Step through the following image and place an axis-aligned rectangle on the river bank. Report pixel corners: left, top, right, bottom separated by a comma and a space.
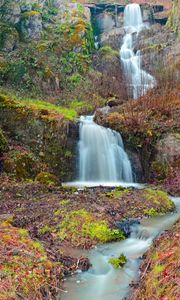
0, 175, 177, 299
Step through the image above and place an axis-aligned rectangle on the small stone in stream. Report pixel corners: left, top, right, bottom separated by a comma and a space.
57, 255, 91, 275
115, 219, 140, 237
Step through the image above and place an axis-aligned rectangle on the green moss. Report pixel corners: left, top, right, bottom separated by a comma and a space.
69, 99, 93, 113
38, 225, 54, 235
0, 93, 77, 121
21, 11, 40, 20
19, 228, 29, 238
109, 254, 127, 269
153, 265, 165, 274
144, 207, 159, 217
59, 199, 70, 206
105, 187, 129, 199
99, 46, 119, 58
144, 189, 174, 210
57, 209, 125, 244
35, 172, 59, 186
19, 99, 77, 121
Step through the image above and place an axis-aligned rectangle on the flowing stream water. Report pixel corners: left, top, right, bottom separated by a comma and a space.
120, 3, 156, 99
61, 197, 180, 300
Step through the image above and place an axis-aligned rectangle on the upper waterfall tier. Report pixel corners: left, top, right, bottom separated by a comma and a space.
120, 3, 156, 99
78, 116, 133, 183
124, 3, 143, 32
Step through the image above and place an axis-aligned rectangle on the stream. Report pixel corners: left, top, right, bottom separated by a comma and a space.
61, 197, 180, 300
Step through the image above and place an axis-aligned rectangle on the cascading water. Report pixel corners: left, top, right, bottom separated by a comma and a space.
120, 3, 156, 99
78, 116, 133, 183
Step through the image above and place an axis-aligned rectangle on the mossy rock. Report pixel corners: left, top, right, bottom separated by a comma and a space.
56, 209, 125, 246
143, 188, 174, 216
4, 150, 40, 180
99, 46, 119, 59
20, 11, 42, 41
109, 254, 127, 269
35, 172, 59, 186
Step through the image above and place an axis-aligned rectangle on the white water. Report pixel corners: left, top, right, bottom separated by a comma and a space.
78, 116, 133, 183
120, 3, 156, 99
61, 197, 180, 300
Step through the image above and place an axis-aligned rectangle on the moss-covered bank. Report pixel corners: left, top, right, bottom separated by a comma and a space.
0, 94, 78, 181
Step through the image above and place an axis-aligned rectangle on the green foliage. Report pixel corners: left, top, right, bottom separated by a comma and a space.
77, 3, 85, 15
109, 254, 127, 269
0, 1, 95, 97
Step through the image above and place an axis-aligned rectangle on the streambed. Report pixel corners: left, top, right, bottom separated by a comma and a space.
61, 197, 180, 300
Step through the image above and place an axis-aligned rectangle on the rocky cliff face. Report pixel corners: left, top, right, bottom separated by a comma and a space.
0, 0, 95, 100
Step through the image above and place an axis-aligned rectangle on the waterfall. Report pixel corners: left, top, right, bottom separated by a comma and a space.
120, 3, 156, 99
78, 116, 133, 183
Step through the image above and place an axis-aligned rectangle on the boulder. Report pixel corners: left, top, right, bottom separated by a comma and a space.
115, 219, 140, 237
20, 11, 42, 41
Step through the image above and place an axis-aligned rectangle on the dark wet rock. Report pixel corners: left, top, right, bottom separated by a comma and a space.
107, 98, 120, 108
115, 219, 140, 237
126, 150, 144, 183
58, 255, 91, 275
